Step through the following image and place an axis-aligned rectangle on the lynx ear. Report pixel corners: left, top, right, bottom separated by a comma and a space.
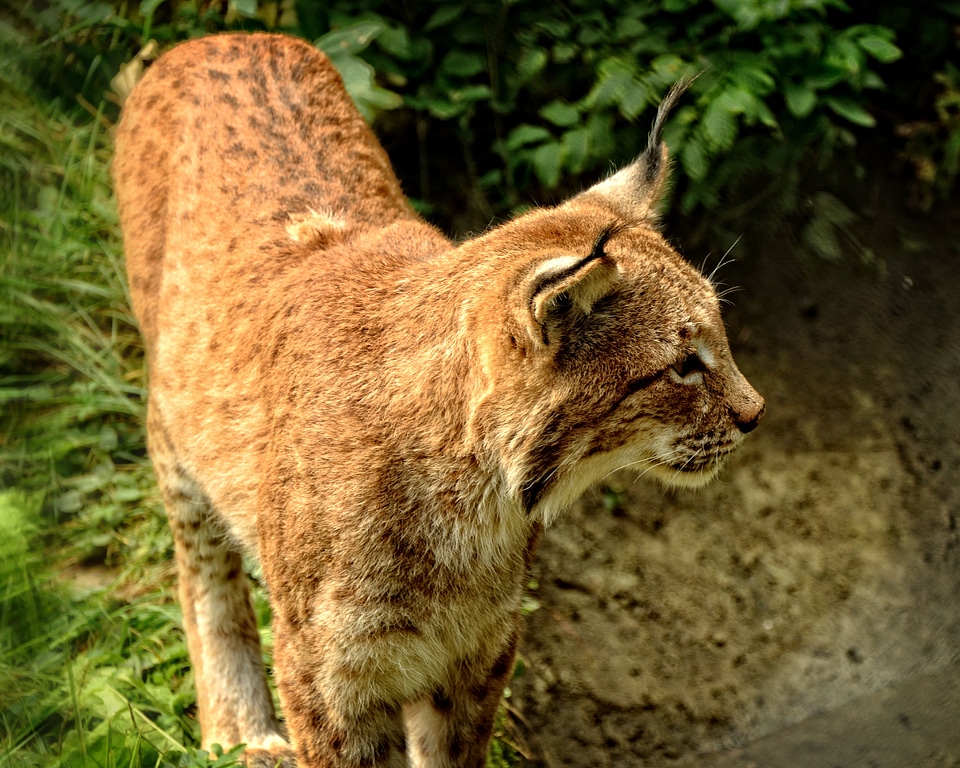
520, 246, 619, 349
581, 78, 693, 223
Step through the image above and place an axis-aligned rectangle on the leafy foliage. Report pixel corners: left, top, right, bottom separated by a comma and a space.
869, 1, 960, 210
7, 0, 925, 231
306, 0, 910, 237
1, 29, 186, 765
0, 489, 249, 767
0, 30, 160, 570
13, 0, 960, 236
904, 61, 960, 208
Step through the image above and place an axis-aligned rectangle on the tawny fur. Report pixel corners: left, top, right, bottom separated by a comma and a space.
112, 32, 763, 768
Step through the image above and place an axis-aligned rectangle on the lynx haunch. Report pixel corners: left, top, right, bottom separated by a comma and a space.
112, 32, 763, 768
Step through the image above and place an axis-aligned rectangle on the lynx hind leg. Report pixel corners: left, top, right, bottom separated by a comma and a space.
148, 413, 292, 765
405, 635, 520, 768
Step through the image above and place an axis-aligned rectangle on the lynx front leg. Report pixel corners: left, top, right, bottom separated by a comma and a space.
150, 419, 291, 765
271, 622, 408, 768
404, 633, 520, 768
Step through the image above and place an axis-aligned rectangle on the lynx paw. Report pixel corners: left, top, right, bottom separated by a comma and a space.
238, 733, 295, 768
240, 746, 296, 768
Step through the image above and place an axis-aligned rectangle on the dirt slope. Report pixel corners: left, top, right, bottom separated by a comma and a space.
508, 196, 960, 766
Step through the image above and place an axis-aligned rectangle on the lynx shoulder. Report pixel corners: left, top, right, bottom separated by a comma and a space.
112, 32, 763, 768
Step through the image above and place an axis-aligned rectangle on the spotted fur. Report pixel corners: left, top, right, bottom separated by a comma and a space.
112, 32, 763, 768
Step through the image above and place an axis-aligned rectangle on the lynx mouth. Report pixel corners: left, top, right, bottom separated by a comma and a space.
663, 436, 742, 480
649, 453, 728, 489
672, 455, 722, 472
661, 463, 722, 489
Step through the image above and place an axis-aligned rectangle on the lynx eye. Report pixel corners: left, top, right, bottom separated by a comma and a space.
671, 352, 707, 382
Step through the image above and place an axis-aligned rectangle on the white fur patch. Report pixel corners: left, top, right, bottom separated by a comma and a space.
286, 208, 347, 245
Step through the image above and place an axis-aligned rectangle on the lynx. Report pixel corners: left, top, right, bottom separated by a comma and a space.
112, 32, 763, 768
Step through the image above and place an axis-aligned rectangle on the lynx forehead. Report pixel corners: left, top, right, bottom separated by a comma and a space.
112, 32, 762, 768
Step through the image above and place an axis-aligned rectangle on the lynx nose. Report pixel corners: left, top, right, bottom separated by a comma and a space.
735, 401, 764, 434
731, 387, 766, 434
726, 366, 765, 435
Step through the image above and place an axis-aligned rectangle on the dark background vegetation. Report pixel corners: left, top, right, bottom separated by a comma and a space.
12, 0, 960, 236
1, 0, 958, 765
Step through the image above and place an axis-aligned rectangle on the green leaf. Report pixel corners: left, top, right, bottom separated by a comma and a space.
0, 490, 43, 552
784, 82, 817, 118
619, 82, 650, 120
423, 98, 468, 120
713, 0, 761, 29
451, 19, 487, 45
440, 50, 486, 79
716, 87, 759, 118
113, 486, 145, 502
586, 111, 616, 159
531, 141, 563, 188
727, 63, 776, 95
449, 84, 491, 103
138, 0, 164, 17
802, 216, 843, 261
650, 53, 688, 85
614, 16, 647, 42
424, 5, 462, 32
857, 35, 902, 63
552, 42, 578, 64
585, 58, 637, 110
97, 425, 118, 451
479, 169, 503, 189
810, 192, 857, 226
315, 22, 403, 120
825, 96, 876, 127
535, 19, 571, 39
829, 36, 865, 78
862, 71, 885, 90
561, 127, 591, 173
316, 22, 384, 58
322, 54, 401, 121
228, 0, 257, 18
755, 101, 779, 130
578, 26, 606, 46
701, 97, 738, 151
806, 64, 846, 90
539, 101, 581, 128
680, 134, 709, 180
375, 25, 413, 60
516, 48, 548, 84
506, 124, 552, 151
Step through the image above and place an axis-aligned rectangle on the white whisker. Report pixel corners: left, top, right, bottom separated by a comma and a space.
715, 284, 743, 306
704, 236, 742, 286
601, 446, 687, 482
678, 445, 706, 473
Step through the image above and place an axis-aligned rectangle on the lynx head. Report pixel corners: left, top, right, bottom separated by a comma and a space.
458, 81, 764, 521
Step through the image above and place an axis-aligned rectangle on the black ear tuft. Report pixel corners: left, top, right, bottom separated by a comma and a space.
573, 75, 699, 223
637, 76, 699, 189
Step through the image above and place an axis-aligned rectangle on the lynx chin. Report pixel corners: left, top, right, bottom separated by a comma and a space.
112, 32, 763, 768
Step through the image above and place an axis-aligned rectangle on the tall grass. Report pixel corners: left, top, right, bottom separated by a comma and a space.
0, 21, 246, 767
